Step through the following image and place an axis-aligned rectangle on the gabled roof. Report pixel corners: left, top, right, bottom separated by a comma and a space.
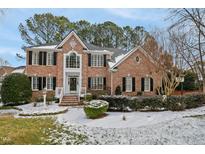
56, 30, 87, 49
109, 46, 157, 69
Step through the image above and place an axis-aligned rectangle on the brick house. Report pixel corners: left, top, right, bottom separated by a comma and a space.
25, 31, 162, 105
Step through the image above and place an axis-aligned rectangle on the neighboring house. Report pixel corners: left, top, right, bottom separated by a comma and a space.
25, 31, 162, 105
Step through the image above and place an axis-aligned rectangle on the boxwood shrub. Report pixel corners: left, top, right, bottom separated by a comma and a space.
99, 94, 205, 112
84, 100, 109, 119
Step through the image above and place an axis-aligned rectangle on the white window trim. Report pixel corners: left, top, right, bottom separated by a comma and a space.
91, 77, 104, 90
125, 76, 132, 92
144, 77, 150, 92
66, 53, 80, 68
91, 54, 104, 67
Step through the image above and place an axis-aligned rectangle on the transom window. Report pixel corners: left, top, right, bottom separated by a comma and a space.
32, 52, 39, 65
126, 76, 132, 92
47, 77, 53, 90
91, 77, 103, 90
144, 77, 150, 91
32, 76, 38, 90
66, 53, 80, 68
91, 54, 103, 67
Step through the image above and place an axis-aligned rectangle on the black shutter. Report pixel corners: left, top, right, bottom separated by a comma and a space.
53, 77, 56, 90
43, 52, 47, 65
39, 52, 43, 65
38, 77, 42, 90
88, 77, 91, 89
104, 54, 106, 67
150, 78, 153, 91
122, 77, 126, 92
141, 78, 144, 91
103, 77, 106, 90
28, 77, 32, 88
132, 77, 135, 92
88, 54, 91, 66
28, 51, 32, 65
53, 52, 57, 65
43, 77, 46, 89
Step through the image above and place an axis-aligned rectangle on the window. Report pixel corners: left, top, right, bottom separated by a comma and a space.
91, 54, 103, 67
47, 52, 53, 65
32, 52, 39, 65
32, 76, 38, 90
91, 77, 103, 90
66, 53, 80, 68
47, 77, 53, 90
144, 77, 150, 91
126, 77, 132, 92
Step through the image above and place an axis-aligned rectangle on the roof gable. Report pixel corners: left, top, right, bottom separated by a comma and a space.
110, 46, 157, 69
55, 31, 87, 49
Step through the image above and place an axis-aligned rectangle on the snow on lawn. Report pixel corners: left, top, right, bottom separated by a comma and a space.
18, 103, 68, 116
56, 106, 205, 144
57, 106, 205, 128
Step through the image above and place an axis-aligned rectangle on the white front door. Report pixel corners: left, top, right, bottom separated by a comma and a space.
68, 76, 78, 94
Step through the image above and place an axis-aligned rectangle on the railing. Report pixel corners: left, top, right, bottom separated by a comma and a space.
81, 87, 87, 98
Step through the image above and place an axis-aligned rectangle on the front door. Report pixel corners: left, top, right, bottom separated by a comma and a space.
68, 77, 78, 94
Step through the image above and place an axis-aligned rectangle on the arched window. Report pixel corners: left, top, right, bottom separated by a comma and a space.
66, 53, 80, 68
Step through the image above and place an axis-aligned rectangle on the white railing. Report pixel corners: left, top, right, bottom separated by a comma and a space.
81, 87, 87, 98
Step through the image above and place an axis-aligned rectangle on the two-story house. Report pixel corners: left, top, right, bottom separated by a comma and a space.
25, 31, 162, 105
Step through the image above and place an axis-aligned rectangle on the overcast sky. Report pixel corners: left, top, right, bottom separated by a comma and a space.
0, 8, 169, 67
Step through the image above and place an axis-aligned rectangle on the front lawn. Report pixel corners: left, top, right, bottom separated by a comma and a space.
0, 116, 87, 145
0, 106, 22, 111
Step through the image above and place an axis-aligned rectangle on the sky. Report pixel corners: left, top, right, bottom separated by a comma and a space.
0, 8, 169, 67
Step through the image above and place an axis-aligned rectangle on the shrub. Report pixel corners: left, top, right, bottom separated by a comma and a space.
1, 73, 32, 106
88, 90, 108, 99
115, 86, 122, 95
137, 96, 166, 111
99, 95, 136, 111
84, 100, 109, 119
84, 94, 93, 101
166, 96, 186, 111
184, 94, 205, 109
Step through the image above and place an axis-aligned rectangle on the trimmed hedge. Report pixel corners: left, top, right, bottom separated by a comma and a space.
1, 73, 32, 106
99, 94, 205, 112
84, 100, 109, 119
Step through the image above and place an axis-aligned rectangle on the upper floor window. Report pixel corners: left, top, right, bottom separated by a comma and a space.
91, 54, 104, 67
32, 52, 39, 65
66, 53, 80, 68
47, 52, 53, 65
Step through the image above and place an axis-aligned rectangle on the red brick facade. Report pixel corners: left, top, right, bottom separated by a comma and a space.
25, 31, 162, 100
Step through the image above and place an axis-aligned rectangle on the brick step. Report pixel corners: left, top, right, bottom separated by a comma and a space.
59, 102, 81, 106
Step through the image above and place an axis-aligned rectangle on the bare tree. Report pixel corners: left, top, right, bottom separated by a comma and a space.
143, 29, 184, 96
168, 8, 205, 93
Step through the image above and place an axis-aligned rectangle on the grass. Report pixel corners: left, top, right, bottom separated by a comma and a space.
0, 106, 22, 111
183, 114, 205, 119
0, 116, 87, 145
0, 116, 59, 145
